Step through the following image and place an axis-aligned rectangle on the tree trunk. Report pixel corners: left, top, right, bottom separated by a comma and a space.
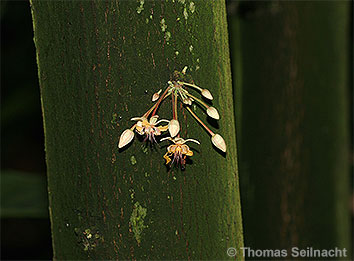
229, 0, 351, 256
30, 0, 243, 259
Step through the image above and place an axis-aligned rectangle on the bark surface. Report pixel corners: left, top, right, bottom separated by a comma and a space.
31, 0, 243, 259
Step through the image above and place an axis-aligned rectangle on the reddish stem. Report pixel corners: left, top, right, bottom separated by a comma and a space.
151, 86, 171, 116
172, 92, 175, 120
186, 107, 215, 136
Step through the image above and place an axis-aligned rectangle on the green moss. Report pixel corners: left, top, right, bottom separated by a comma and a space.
183, 7, 188, 20
130, 202, 147, 244
129, 188, 135, 200
189, 45, 193, 53
75, 227, 103, 252
165, 31, 172, 41
136, 0, 145, 14
160, 18, 167, 32
141, 146, 148, 154
189, 2, 195, 13
111, 113, 118, 126
130, 155, 137, 165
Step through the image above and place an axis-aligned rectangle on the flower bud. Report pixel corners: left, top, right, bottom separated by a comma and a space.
206, 106, 220, 120
118, 129, 134, 148
152, 89, 162, 102
182, 98, 192, 105
201, 89, 213, 100
168, 119, 180, 137
211, 134, 226, 152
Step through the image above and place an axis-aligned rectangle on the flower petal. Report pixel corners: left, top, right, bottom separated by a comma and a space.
155, 119, 170, 125
131, 117, 144, 121
149, 115, 159, 125
184, 138, 200, 145
158, 125, 169, 132
160, 137, 172, 142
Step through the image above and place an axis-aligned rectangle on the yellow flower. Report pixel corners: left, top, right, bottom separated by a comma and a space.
161, 137, 200, 169
131, 115, 169, 143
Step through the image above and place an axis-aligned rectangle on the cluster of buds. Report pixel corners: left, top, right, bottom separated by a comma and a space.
118, 70, 226, 169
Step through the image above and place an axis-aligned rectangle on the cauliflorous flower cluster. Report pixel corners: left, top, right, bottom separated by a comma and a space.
118, 68, 226, 169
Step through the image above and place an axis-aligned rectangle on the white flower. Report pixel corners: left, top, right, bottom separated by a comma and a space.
161, 136, 200, 168
131, 115, 169, 143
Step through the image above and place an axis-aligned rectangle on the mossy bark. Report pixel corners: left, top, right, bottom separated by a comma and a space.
229, 0, 351, 257
31, 0, 243, 259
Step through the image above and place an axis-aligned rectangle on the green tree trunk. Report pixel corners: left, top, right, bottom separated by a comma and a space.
31, 0, 243, 259
229, 0, 351, 257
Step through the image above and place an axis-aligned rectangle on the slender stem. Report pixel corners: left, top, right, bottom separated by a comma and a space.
135, 89, 171, 129
142, 87, 171, 118
151, 86, 171, 116
177, 98, 181, 138
186, 107, 214, 136
186, 93, 210, 109
172, 91, 180, 138
178, 81, 203, 92
143, 103, 159, 118
171, 92, 176, 120
178, 89, 186, 101
174, 92, 178, 120
171, 91, 175, 120
171, 90, 176, 120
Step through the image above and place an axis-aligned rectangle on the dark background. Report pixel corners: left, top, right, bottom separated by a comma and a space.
1, 0, 352, 260
1, 1, 52, 259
